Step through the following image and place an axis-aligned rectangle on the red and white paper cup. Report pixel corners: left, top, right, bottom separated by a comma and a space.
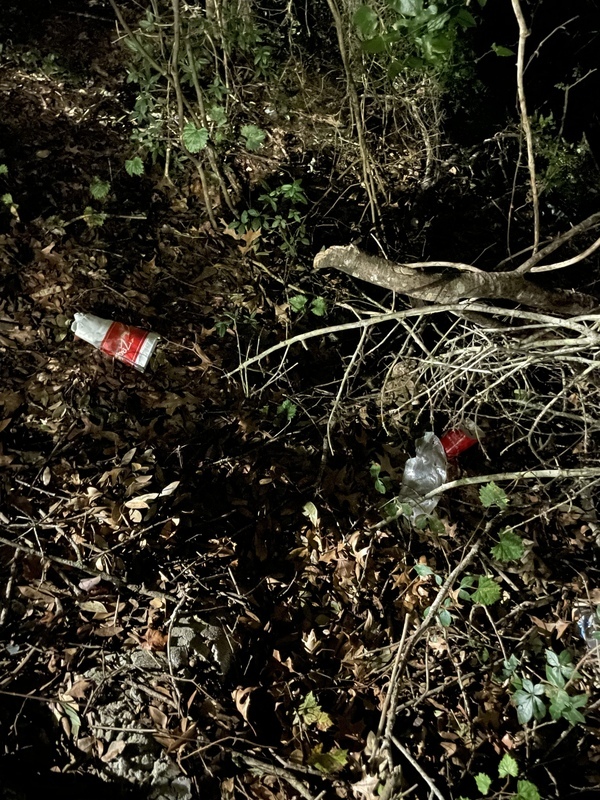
440, 428, 479, 458
71, 313, 159, 372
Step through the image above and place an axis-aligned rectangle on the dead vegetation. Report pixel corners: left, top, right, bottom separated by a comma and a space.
1, 1, 600, 799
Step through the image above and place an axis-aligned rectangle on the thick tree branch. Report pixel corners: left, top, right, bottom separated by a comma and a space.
314, 245, 596, 315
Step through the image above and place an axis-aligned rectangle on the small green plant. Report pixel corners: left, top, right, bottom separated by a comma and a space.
459, 574, 501, 606
458, 754, 540, 800
82, 207, 107, 228
231, 179, 309, 256
89, 177, 110, 200
479, 481, 509, 511
352, 0, 477, 73
307, 744, 348, 774
294, 691, 332, 730
510, 649, 587, 725
277, 399, 297, 422
241, 124, 266, 152
289, 294, 327, 317
182, 123, 209, 153
491, 528, 524, 562
370, 462, 391, 494
125, 157, 145, 176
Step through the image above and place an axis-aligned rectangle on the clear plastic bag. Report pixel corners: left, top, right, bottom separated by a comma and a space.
399, 432, 448, 522
577, 607, 600, 650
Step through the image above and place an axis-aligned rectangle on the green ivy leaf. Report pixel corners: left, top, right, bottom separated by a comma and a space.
414, 563, 434, 578
310, 297, 327, 317
471, 575, 501, 606
82, 206, 106, 228
125, 157, 144, 176
182, 123, 209, 152
516, 780, 540, 800
479, 481, 509, 510
297, 691, 332, 731
277, 399, 297, 422
491, 528, 524, 562
427, 515, 446, 535
308, 744, 348, 773
475, 773, 492, 795
1, 193, 13, 205
455, 8, 476, 28
362, 35, 387, 54
390, 0, 422, 16
0, 164, 8, 176
560, 693, 587, 725
89, 177, 110, 200
353, 5, 379, 38
492, 43, 515, 57
498, 753, 519, 778
512, 679, 546, 724
289, 294, 308, 313
438, 608, 453, 628
241, 124, 266, 152
208, 105, 227, 127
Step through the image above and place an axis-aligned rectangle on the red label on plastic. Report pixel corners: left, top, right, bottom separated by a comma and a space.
100, 322, 147, 366
440, 429, 478, 458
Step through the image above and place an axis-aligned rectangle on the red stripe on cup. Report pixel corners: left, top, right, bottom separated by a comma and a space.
100, 322, 147, 367
440, 429, 478, 458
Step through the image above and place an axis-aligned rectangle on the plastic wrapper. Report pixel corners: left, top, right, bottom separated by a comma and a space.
399, 432, 448, 522
71, 312, 159, 372
577, 608, 600, 650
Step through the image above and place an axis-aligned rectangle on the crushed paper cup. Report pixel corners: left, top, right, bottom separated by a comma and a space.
71, 312, 159, 372
440, 428, 478, 458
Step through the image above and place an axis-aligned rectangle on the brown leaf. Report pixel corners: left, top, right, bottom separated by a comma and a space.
64, 679, 93, 701
232, 686, 256, 722
149, 705, 169, 728
94, 625, 124, 638
155, 721, 197, 753
101, 740, 126, 762
141, 627, 168, 652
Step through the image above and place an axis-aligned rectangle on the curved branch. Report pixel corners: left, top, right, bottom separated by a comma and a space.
511, 0, 540, 253
314, 245, 596, 314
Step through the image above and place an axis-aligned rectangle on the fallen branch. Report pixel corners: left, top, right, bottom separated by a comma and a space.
227, 301, 599, 378
373, 466, 600, 530
0, 533, 178, 602
233, 753, 318, 800
314, 245, 596, 315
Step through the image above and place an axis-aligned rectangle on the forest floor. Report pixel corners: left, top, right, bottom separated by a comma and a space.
1, 2, 600, 800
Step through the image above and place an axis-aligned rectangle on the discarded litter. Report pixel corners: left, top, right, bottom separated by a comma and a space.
440, 428, 478, 458
71, 312, 159, 372
398, 428, 479, 522
577, 606, 600, 650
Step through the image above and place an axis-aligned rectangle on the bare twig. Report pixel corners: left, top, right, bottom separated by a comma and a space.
529, 233, 600, 273
374, 467, 600, 530
226, 301, 599, 379
511, 0, 540, 253
234, 753, 318, 800
325, 0, 379, 224
387, 540, 482, 736
390, 736, 447, 800
516, 211, 600, 273
326, 327, 367, 455
108, 0, 166, 75
0, 533, 177, 602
